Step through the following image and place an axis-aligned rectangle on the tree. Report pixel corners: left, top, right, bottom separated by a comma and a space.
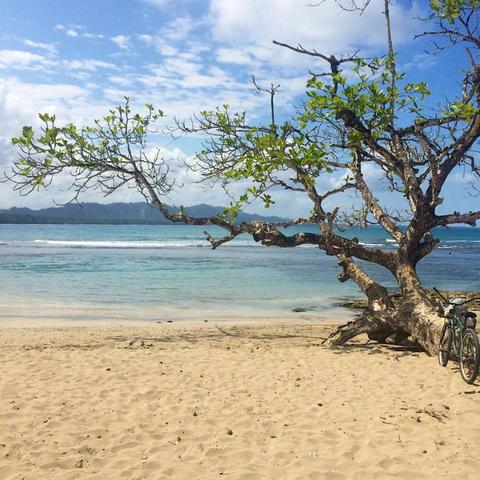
5, 0, 480, 355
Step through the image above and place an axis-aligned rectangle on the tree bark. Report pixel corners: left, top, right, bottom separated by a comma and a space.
325, 256, 445, 356
394, 260, 444, 354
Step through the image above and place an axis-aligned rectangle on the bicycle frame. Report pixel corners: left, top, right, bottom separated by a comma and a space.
446, 313, 468, 357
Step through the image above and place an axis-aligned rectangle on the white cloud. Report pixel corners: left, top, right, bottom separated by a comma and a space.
138, 33, 179, 56
54, 24, 104, 40
0, 49, 117, 78
0, 50, 53, 70
111, 35, 130, 50
21, 39, 57, 55
403, 52, 438, 71
82, 32, 106, 40
159, 44, 178, 57
108, 75, 133, 86
64, 59, 117, 72
216, 47, 255, 66
137, 15, 202, 58
0, 77, 116, 208
209, 0, 421, 67
160, 16, 194, 41
138, 34, 154, 44
0, 77, 97, 137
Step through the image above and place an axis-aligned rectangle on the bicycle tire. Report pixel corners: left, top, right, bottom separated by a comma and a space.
438, 323, 452, 367
460, 328, 480, 384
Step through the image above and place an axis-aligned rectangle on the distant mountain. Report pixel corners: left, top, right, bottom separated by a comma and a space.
0, 202, 287, 225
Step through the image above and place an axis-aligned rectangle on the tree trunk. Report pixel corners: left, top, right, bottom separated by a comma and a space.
325, 257, 445, 355
394, 260, 444, 354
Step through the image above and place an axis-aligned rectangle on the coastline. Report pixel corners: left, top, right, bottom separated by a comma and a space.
0, 300, 356, 327
2, 321, 480, 479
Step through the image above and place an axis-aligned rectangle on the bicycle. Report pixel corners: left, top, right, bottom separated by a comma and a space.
435, 288, 480, 384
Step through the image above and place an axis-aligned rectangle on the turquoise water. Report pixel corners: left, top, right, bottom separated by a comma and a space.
0, 224, 479, 321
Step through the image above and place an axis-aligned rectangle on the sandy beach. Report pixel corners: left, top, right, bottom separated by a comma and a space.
1, 320, 480, 480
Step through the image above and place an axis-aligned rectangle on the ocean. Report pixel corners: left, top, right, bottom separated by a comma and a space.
0, 224, 479, 323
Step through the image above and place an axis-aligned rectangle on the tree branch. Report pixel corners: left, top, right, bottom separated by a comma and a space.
350, 156, 404, 242
434, 210, 480, 227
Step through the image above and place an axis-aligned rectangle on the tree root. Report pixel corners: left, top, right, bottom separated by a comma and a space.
323, 309, 409, 348
323, 315, 373, 347
324, 299, 444, 355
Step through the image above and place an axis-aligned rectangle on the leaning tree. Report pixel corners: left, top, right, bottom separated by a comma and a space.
6, 0, 480, 354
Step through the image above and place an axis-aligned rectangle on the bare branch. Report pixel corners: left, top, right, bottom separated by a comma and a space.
350, 156, 404, 241
434, 210, 480, 227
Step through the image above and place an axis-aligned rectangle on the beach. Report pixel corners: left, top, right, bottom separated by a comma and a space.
2, 0, 480, 476
2, 319, 480, 480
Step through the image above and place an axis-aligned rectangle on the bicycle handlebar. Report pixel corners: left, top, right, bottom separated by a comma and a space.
461, 296, 480, 306
433, 287, 449, 304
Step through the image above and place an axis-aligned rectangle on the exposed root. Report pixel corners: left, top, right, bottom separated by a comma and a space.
324, 298, 444, 354
324, 316, 410, 347
323, 319, 368, 347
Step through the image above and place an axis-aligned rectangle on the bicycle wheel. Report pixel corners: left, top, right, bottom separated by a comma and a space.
438, 323, 452, 367
460, 328, 480, 384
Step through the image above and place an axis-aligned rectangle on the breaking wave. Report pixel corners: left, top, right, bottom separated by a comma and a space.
30, 239, 257, 249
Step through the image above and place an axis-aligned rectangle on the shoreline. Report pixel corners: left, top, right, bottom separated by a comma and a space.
0, 300, 356, 327
1, 287, 478, 331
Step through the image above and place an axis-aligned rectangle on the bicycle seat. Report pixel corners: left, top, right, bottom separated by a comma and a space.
464, 311, 477, 329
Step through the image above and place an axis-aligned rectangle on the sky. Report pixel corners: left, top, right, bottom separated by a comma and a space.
0, 0, 478, 218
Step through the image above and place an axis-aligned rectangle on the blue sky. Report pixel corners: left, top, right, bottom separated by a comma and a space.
0, 0, 478, 218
